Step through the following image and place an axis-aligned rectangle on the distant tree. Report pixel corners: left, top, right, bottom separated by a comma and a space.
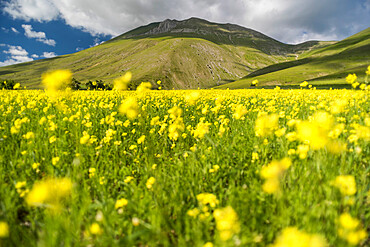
0, 79, 19, 90
85, 80, 112, 90
71, 78, 81, 90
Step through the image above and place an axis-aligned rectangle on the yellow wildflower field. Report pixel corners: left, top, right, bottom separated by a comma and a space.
0, 85, 369, 246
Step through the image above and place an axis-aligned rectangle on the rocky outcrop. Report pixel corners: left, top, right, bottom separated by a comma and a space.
146, 19, 178, 35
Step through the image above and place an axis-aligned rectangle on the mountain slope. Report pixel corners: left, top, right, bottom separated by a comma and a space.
0, 18, 330, 89
217, 27, 370, 89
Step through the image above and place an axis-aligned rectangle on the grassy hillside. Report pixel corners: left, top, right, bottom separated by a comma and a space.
0, 18, 330, 89
217, 28, 370, 89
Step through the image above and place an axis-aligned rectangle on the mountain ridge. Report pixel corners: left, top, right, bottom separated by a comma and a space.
111, 17, 329, 56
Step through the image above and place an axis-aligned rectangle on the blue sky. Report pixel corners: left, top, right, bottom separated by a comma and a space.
0, 9, 111, 66
1, 0, 369, 67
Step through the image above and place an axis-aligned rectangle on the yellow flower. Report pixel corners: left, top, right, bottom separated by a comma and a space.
209, 165, 220, 173
203, 242, 213, 247
252, 79, 258, 86
39, 117, 47, 125
332, 175, 356, 196
300, 81, 308, 87
146, 177, 156, 190
42, 70, 72, 98
119, 97, 139, 120
50, 157, 59, 166
233, 104, 248, 120
168, 106, 182, 119
297, 145, 309, 159
262, 178, 280, 194
255, 114, 279, 137
296, 111, 333, 150
32, 162, 40, 170
80, 132, 90, 144
338, 213, 367, 245
275, 128, 286, 137
13, 83, 21, 89
15, 181, 29, 197
137, 135, 145, 144
136, 82, 152, 95
115, 198, 128, 209
23, 132, 35, 139
330, 99, 348, 114
366, 65, 370, 75
185, 91, 200, 105
129, 145, 137, 150
49, 136, 57, 143
150, 116, 160, 126
26, 178, 72, 208
113, 72, 131, 91
251, 152, 259, 162
260, 158, 291, 194
346, 73, 357, 84
192, 121, 211, 139
196, 193, 219, 208
89, 223, 102, 235
0, 221, 9, 238
213, 206, 240, 241
168, 119, 185, 141
339, 213, 359, 230
124, 176, 134, 183
260, 158, 291, 179
187, 208, 200, 218
352, 81, 359, 89
89, 168, 96, 178
271, 227, 327, 247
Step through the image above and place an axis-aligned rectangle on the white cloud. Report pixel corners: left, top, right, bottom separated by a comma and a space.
42, 51, 57, 58
31, 54, 39, 58
22, 24, 56, 46
0, 45, 33, 67
4, 0, 370, 44
22, 24, 45, 38
4, 0, 59, 22
40, 38, 56, 46
11, 27, 19, 33
4, 45, 28, 56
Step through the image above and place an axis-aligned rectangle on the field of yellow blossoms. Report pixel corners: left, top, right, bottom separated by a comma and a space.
0, 69, 369, 247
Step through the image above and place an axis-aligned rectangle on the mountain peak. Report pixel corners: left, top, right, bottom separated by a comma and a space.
118, 17, 263, 41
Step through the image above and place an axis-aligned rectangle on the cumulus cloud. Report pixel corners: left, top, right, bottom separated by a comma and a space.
4, 0, 370, 43
42, 51, 57, 58
0, 45, 33, 66
22, 24, 56, 46
3, 0, 59, 22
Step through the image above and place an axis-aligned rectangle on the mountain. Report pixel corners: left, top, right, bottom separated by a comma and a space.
0, 17, 365, 89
